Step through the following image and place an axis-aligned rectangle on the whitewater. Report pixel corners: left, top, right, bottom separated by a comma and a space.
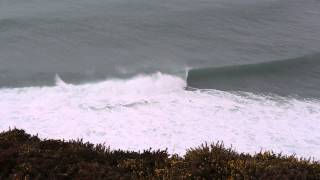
1, 73, 320, 159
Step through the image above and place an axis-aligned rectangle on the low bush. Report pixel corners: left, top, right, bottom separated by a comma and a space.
0, 129, 319, 179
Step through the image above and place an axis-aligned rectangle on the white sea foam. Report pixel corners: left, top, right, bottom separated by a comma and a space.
1, 73, 320, 159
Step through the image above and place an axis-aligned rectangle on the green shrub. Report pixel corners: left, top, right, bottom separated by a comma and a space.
0, 129, 319, 179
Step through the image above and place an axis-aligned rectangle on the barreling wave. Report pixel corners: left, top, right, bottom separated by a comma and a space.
187, 54, 320, 98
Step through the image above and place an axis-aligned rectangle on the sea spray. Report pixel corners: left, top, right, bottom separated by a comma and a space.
1, 73, 320, 159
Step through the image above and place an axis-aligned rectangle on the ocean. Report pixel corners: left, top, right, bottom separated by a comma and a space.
1, 0, 320, 158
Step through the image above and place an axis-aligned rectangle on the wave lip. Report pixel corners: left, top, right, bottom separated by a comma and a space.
187, 54, 320, 98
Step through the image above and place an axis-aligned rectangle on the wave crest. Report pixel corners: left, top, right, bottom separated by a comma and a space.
187, 54, 320, 98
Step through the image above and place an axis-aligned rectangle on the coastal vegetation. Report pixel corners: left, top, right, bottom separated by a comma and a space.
1, 129, 319, 179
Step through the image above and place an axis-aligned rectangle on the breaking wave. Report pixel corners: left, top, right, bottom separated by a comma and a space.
1, 72, 320, 159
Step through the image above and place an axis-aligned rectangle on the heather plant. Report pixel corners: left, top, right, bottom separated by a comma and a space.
0, 129, 320, 179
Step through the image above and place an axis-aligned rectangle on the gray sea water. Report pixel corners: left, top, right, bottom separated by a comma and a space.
2, 0, 320, 158
1, 0, 320, 98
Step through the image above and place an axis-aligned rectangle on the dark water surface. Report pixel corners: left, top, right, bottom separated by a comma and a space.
1, 0, 320, 97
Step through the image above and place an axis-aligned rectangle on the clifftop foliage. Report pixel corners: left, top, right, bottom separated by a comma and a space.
0, 129, 320, 179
